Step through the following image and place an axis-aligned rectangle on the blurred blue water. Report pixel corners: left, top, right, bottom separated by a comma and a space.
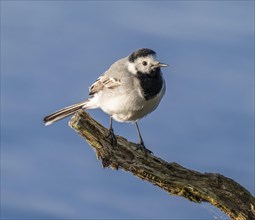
1, 1, 254, 219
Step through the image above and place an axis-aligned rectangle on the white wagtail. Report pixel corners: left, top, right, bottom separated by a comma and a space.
44, 48, 168, 153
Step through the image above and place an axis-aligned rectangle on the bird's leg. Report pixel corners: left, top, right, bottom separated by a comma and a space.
107, 116, 117, 146
135, 122, 153, 154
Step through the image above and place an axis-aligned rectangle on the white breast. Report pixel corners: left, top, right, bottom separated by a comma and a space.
106, 79, 165, 122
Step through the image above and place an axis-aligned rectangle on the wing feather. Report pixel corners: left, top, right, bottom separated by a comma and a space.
89, 75, 121, 95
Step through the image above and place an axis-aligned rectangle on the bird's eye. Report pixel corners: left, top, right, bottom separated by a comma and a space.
142, 61, 147, 66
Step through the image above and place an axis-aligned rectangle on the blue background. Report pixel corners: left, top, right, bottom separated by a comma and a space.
1, 1, 254, 219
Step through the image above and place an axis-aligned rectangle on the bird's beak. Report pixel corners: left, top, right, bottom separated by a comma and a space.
158, 62, 168, 67
154, 62, 168, 68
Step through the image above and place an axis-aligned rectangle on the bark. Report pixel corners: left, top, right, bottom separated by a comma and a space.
69, 110, 255, 220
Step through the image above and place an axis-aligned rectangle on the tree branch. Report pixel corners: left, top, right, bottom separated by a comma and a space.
69, 110, 255, 220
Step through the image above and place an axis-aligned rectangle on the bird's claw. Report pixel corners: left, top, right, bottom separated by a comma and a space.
136, 141, 153, 155
107, 128, 117, 146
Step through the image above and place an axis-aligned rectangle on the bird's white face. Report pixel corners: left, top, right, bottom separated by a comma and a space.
127, 55, 161, 75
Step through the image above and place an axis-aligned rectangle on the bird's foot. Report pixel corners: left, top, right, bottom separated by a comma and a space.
136, 141, 153, 155
107, 128, 117, 146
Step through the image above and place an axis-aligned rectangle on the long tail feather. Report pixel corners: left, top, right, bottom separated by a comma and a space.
43, 101, 87, 126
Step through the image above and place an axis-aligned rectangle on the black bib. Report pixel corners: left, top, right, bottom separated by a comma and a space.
136, 68, 163, 100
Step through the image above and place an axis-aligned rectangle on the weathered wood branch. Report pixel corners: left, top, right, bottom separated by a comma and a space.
69, 110, 255, 220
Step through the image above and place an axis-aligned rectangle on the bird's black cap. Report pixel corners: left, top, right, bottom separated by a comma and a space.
128, 48, 156, 62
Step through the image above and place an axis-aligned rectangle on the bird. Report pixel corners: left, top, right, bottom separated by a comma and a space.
44, 48, 168, 154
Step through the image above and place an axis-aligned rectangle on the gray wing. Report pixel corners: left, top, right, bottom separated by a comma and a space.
89, 74, 121, 95
89, 57, 128, 95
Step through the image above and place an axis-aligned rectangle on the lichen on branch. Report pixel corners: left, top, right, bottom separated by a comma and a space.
69, 110, 255, 220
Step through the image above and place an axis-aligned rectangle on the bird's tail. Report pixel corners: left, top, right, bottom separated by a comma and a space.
43, 101, 87, 126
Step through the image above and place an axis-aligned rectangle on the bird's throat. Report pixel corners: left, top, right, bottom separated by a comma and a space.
136, 69, 163, 100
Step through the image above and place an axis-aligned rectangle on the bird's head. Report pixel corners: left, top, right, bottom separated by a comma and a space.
128, 48, 168, 75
